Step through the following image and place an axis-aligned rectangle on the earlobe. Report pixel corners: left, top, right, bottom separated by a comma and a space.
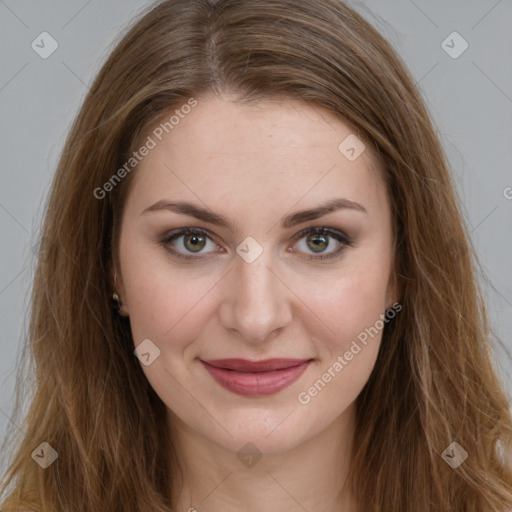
112, 292, 129, 317
110, 265, 129, 317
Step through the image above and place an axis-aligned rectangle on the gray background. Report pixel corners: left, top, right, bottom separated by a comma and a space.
1, 0, 511, 474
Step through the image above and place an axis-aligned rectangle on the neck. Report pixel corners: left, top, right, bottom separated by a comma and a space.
168, 404, 358, 512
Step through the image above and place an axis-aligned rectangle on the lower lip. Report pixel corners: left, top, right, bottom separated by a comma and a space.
200, 360, 311, 396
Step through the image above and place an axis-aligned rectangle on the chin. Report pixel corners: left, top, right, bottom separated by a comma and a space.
203, 405, 326, 456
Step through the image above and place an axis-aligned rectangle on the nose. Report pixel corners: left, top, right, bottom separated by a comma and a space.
219, 249, 292, 345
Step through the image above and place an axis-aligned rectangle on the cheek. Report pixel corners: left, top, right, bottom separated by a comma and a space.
122, 261, 205, 347
301, 264, 391, 349
119, 240, 229, 374
118, 230, 178, 343
295, 313, 385, 423
294, 267, 390, 403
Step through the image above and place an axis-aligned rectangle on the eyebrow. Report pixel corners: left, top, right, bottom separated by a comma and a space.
141, 197, 367, 231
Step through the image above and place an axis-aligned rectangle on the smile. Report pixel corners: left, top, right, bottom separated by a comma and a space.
200, 358, 313, 396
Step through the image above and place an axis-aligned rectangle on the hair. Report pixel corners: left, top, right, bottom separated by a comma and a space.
1, 0, 511, 510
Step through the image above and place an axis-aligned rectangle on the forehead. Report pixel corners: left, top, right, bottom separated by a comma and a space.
124, 94, 388, 222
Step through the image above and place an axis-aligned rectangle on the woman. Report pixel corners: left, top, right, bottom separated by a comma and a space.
1, 0, 511, 510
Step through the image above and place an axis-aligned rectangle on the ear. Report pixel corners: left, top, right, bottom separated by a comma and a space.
109, 264, 129, 317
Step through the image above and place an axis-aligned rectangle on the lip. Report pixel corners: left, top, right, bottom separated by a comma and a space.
200, 358, 312, 396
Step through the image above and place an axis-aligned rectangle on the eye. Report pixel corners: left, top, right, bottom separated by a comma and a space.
160, 227, 221, 260
160, 226, 351, 261
291, 227, 351, 260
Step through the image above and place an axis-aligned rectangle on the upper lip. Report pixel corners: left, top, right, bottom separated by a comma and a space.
201, 358, 312, 372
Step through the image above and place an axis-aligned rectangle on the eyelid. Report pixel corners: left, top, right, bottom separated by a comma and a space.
291, 225, 349, 243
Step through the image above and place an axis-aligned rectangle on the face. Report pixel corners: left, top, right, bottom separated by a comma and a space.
114, 94, 397, 455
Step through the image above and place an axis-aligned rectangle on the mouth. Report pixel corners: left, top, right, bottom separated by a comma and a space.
200, 358, 313, 396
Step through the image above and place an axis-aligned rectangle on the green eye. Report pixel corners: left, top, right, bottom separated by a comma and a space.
292, 227, 350, 260
161, 228, 217, 259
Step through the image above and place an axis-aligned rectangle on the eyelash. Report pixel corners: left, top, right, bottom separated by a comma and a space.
159, 226, 352, 261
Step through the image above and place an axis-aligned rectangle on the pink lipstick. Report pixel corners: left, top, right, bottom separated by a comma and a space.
200, 358, 312, 396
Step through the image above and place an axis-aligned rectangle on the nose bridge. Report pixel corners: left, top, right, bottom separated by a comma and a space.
221, 246, 291, 343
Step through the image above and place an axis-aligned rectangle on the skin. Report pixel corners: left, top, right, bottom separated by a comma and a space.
113, 93, 398, 512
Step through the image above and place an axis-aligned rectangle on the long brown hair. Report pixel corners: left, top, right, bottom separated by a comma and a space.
1, 0, 511, 510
